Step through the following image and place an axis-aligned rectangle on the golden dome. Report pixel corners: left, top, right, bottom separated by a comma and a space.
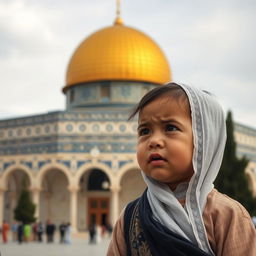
63, 21, 171, 92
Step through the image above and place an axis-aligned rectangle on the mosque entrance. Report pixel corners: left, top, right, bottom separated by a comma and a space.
88, 197, 109, 226
84, 169, 111, 227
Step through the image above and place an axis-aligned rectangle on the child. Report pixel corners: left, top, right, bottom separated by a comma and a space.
107, 83, 256, 256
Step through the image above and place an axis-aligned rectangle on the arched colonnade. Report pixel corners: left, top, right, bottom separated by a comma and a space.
0, 161, 146, 232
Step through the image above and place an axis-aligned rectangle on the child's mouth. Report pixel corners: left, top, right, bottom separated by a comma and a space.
148, 153, 166, 163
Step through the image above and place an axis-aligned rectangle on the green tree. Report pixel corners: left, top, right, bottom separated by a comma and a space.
215, 111, 256, 216
14, 189, 36, 224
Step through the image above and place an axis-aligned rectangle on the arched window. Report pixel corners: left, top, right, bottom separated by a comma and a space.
87, 169, 110, 191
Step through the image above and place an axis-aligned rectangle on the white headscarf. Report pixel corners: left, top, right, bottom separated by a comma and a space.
142, 83, 227, 255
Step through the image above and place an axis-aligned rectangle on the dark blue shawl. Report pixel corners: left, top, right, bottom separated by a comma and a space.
124, 190, 211, 256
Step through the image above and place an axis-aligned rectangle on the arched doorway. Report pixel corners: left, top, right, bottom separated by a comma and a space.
4, 169, 31, 224
79, 168, 110, 229
119, 169, 146, 212
40, 169, 69, 225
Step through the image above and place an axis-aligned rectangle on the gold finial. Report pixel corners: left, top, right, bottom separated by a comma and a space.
114, 0, 123, 25
116, 0, 120, 17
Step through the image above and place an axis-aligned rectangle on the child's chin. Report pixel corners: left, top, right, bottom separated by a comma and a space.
150, 174, 173, 184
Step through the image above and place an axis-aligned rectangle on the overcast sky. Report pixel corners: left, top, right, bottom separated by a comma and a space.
1, 0, 256, 129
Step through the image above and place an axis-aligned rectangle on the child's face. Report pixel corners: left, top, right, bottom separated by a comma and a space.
137, 96, 194, 190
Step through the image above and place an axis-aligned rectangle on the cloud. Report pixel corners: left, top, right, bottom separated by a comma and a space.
0, 0, 255, 129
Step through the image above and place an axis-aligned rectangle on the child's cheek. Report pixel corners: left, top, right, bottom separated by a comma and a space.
136, 144, 144, 169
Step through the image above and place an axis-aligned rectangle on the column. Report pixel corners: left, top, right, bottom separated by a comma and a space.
31, 187, 41, 220
0, 189, 5, 225
110, 185, 121, 226
68, 186, 79, 233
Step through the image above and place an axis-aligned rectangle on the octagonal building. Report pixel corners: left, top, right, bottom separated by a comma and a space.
0, 15, 171, 232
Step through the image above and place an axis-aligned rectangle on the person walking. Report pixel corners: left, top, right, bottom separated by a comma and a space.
96, 225, 102, 243
64, 222, 71, 244
89, 223, 96, 244
23, 223, 31, 242
46, 220, 56, 243
37, 222, 44, 242
2, 220, 10, 243
59, 222, 66, 243
17, 222, 23, 244
32, 222, 38, 241
11, 221, 18, 242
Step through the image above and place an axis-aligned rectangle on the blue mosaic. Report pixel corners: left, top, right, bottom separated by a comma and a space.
121, 86, 131, 98
119, 124, 126, 132
26, 128, 31, 135
17, 129, 22, 136
80, 86, 97, 100
77, 160, 92, 169
3, 161, 15, 170
54, 124, 58, 132
45, 126, 50, 133
118, 159, 133, 169
106, 124, 113, 132
92, 124, 100, 132
57, 160, 71, 169
98, 160, 112, 168
8, 130, 13, 137
79, 124, 86, 132
0, 110, 133, 129
66, 124, 73, 132
38, 160, 51, 169
36, 127, 41, 134
20, 161, 32, 169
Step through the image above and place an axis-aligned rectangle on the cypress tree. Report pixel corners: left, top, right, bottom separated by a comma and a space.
14, 189, 36, 224
215, 111, 256, 216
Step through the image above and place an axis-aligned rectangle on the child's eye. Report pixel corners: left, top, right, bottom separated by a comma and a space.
138, 128, 150, 136
166, 124, 178, 132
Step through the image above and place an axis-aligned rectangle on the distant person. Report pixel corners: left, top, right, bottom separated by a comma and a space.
64, 222, 71, 244
96, 225, 102, 243
2, 220, 10, 243
23, 223, 31, 242
46, 220, 56, 243
32, 222, 38, 241
37, 222, 44, 242
17, 222, 23, 244
59, 222, 66, 243
11, 221, 18, 242
89, 223, 96, 244
101, 224, 106, 238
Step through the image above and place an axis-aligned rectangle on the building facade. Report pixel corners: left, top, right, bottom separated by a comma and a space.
0, 14, 255, 233
0, 15, 170, 232
234, 123, 256, 196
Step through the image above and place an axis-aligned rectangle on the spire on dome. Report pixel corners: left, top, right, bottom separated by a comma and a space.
114, 0, 123, 25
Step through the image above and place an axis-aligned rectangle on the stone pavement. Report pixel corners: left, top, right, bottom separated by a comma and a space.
0, 236, 110, 256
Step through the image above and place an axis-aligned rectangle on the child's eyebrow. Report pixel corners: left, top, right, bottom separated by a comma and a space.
160, 119, 182, 126
137, 119, 180, 130
137, 122, 148, 131
161, 119, 177, 123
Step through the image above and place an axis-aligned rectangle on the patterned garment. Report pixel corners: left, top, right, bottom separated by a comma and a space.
126, 198, 151, 256
123, 191, 211, 256
107, 189, 256, 256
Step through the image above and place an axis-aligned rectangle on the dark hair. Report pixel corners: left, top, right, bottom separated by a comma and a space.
128, 82, 189, 120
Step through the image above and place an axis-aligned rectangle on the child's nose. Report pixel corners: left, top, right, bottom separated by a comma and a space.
149, 133, 164, 148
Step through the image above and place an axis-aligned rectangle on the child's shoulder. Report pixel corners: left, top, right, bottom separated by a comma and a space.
206, 188, 251, 220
